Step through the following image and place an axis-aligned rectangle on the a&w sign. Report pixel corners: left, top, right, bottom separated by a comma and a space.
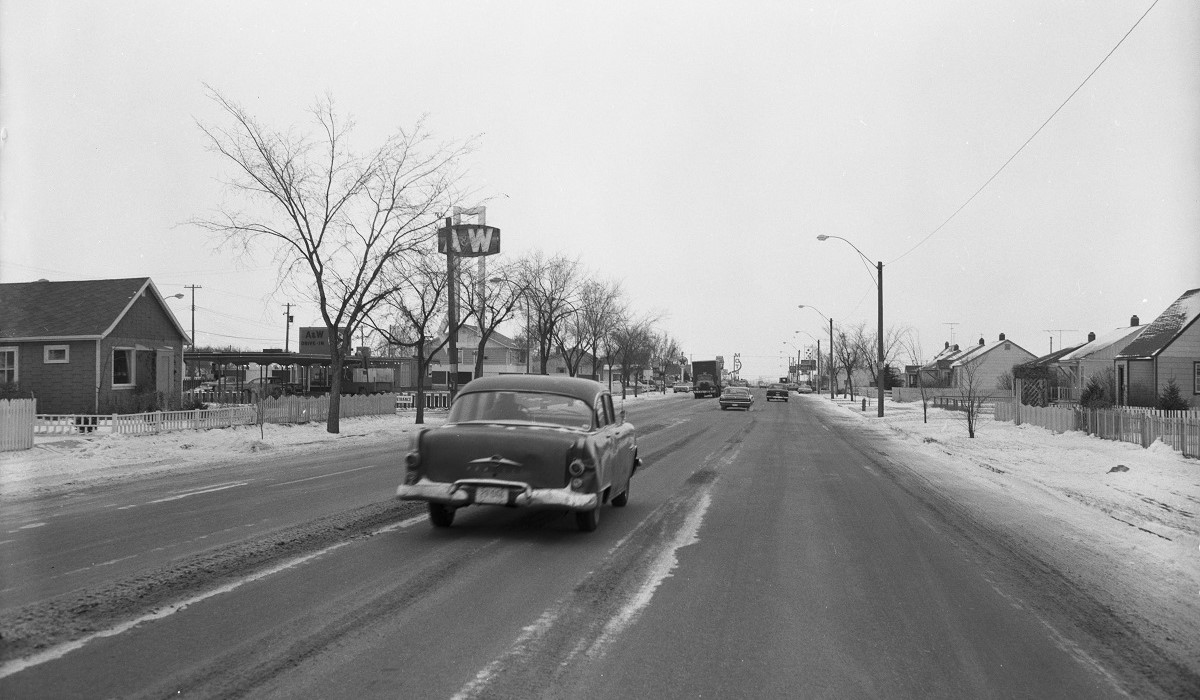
437, 224, 501, 257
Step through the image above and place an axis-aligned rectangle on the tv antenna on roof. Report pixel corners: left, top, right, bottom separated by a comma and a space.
1041, 329, 1078, 353
943, 322, 959, 345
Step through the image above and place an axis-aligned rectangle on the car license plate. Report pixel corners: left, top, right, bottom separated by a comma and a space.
475, 486, 509, 505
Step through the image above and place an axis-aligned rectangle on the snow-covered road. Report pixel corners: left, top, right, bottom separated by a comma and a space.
2, 391, 1197, 684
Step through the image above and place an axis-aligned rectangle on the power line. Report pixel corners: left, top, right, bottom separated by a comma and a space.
889, 0, 1161, 266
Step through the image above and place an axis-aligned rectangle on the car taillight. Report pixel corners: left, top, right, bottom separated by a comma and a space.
568, 459, 586, 477
404, 430, 425, 483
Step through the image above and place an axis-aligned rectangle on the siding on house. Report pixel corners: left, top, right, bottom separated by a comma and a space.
1126, 359, 1156, 406
1155, 319, 1200, 407
17, 340, 97, 414
951, 337, 1036, 393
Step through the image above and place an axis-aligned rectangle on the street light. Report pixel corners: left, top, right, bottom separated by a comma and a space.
799, 304, 835, 401
816, 235, 885, 417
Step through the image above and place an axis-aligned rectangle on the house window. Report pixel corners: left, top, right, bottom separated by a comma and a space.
44, 345, 70, 364
1194, 362, 1200, 395
112, 348, 135, 387
0, 347, 17, 383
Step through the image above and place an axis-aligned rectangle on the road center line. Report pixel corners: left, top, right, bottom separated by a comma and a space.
270, 464, 380, 487
146, 482, 248, 504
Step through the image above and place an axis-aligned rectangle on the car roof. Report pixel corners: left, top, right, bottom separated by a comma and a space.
457, 374, 609, 403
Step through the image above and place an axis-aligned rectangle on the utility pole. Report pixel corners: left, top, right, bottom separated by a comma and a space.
184, 285, 202, 352
283, 303, 294, 352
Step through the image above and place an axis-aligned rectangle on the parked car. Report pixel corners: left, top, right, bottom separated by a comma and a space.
719, 386, 754, 411
796, 384, 814, 394
766, 383, 789, 402
673, 382, 692, 393
396, 375, 640, 532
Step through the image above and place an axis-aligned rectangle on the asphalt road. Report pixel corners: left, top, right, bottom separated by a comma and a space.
0, 393, 1175, 698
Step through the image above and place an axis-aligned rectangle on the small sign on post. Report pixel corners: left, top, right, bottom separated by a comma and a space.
440, 210, 501, 400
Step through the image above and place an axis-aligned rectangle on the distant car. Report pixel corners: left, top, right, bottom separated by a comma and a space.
396, 375, 640, 532
766, 383, 789, 402
673, 383, 692, 393
796, 384, 814, 394
719, 386, 754, 411
785, 383, 799, 392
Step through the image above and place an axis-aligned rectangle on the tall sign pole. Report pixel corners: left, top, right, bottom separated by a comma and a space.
438, 208, 501, 401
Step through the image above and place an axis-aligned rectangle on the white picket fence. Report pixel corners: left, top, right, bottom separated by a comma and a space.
1, 398, 36, 451
994, 402, 1200, 459
33, 393, 399, 439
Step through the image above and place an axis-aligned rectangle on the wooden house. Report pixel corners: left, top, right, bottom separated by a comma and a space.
1114, 288, 1200, 408
0, 278, 189, 414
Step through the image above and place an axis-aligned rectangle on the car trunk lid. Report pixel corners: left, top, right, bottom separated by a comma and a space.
422, 423, 578, 489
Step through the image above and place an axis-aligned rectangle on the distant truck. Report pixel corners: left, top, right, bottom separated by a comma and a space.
691, 360, 722, 398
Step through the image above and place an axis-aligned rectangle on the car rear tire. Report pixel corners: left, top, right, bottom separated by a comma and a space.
576, 506, 600, 532
612, 481, 630, 507
428, 503, 455, 528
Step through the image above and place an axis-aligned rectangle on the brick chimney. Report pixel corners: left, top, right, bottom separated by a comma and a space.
1088, 331, 1096, 342
999, 333, 1006, 341
1131, 315, 1139, 327
978, 337, 985, 345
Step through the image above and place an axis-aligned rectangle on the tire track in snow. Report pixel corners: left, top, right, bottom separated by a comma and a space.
453, 442, 739, 700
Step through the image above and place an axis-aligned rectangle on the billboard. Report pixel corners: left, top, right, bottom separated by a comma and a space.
437, 224, 501, 256
298, 326, 350, 354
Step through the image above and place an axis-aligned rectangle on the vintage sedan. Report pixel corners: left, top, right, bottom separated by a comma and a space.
396, 375, 640, 532
765, 383, 789, 402
719, 385, 754, 411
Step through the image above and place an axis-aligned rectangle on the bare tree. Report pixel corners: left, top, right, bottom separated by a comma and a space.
194, 88, 472, 432
365, 251, 457, 425
577, 278, 626, 381
955, 359, 992, 438
833, 323, 866, 398
460, 259, 526, 378
518, 251, 582, 374
898, 328, 934, 423
609, 314, 657, 399
650, 331, 683, 392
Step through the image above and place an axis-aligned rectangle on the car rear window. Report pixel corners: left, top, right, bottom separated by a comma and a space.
449, 391, 595, 429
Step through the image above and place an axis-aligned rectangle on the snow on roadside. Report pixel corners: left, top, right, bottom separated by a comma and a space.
820, 394, 1200, 679
0, 389, 676, 500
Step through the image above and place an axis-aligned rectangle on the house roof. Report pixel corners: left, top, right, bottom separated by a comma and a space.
1115, 288, 1200, 360
1019, 343, 1086, 369
0, 277, 189, 341
1057, 325, 1145, 362
950, 336, 1033, 368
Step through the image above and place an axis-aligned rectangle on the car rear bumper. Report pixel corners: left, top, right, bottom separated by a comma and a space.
397, 477, 599, 510
719, 400, 753, 409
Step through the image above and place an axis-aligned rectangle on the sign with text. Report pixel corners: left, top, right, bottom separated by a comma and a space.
437, 224, 501, 256
298, 326, 350, 354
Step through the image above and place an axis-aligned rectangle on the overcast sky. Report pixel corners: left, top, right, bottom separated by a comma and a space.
2, 1, 1197, 381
